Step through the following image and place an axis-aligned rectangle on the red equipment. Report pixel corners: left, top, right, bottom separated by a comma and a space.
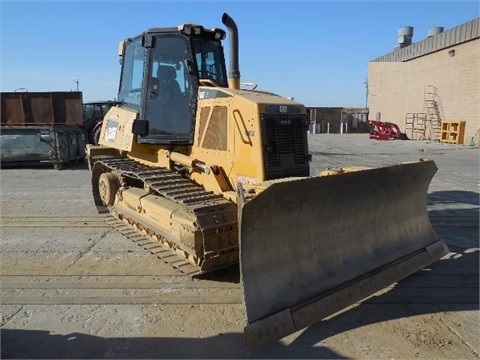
368, 120, 406, 140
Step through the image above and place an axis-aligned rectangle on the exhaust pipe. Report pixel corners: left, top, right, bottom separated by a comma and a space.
222, 13, 240, 90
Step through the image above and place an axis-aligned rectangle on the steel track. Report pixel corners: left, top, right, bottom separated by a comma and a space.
95, 156, 239, 276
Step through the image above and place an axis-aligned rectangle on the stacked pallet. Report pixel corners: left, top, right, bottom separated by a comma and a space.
440, 121, 466, 144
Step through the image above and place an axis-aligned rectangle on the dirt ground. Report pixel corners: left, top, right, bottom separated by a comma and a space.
1, 133, 479, 359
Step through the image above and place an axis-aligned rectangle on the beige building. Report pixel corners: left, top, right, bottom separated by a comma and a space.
368, 18, 479, 144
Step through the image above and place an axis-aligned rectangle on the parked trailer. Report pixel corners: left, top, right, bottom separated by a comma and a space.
1, 91, 86, 169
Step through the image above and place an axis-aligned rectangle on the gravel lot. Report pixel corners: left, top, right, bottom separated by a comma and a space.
1, 133, 479, 359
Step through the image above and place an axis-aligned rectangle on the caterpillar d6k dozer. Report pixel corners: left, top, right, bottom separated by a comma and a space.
86, 13, 448, 347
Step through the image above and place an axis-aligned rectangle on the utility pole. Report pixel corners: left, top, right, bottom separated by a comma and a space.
75, 79, 80, 91
364, 78, 368, 108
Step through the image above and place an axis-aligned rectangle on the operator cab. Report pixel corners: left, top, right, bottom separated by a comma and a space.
117, 25, 228, 144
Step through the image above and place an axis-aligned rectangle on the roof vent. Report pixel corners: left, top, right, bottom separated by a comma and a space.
397, 26, 414, 48
427, 27, 444, 38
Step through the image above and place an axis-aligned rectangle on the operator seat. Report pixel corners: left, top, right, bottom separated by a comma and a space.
157, 65, 182, 101
145, 65, 191, 135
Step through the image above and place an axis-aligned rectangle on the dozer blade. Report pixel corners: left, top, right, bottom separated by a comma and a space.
238, 159, 449, 347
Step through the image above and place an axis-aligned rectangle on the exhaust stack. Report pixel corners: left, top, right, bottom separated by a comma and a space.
222, 13, 240, 90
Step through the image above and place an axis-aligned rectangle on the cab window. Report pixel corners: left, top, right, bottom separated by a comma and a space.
118, 38, 145, 107
143, 35, 195, 140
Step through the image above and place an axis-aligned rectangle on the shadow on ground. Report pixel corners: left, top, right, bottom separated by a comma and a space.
1, 328, 346, 359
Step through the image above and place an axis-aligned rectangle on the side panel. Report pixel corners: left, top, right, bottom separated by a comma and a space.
98, 106, 137, 152
0, 125, 86, 166
53, 126, 87, 161
0, 127, 51, 162
1, 92, 83, 126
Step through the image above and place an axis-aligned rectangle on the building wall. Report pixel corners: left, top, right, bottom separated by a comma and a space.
307, 107, 342, 133
368, 37, 479, 142
307, 107, 370, 133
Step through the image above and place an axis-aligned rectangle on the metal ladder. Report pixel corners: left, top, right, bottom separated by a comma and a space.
424, 85, 443, 140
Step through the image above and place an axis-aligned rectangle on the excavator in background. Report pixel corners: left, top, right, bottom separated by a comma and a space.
86, 13, 449, 347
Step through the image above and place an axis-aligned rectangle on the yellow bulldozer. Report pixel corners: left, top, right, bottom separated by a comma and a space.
86, 13, 448, 346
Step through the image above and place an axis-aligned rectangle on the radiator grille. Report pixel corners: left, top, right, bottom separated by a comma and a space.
262, 114, 309, 180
